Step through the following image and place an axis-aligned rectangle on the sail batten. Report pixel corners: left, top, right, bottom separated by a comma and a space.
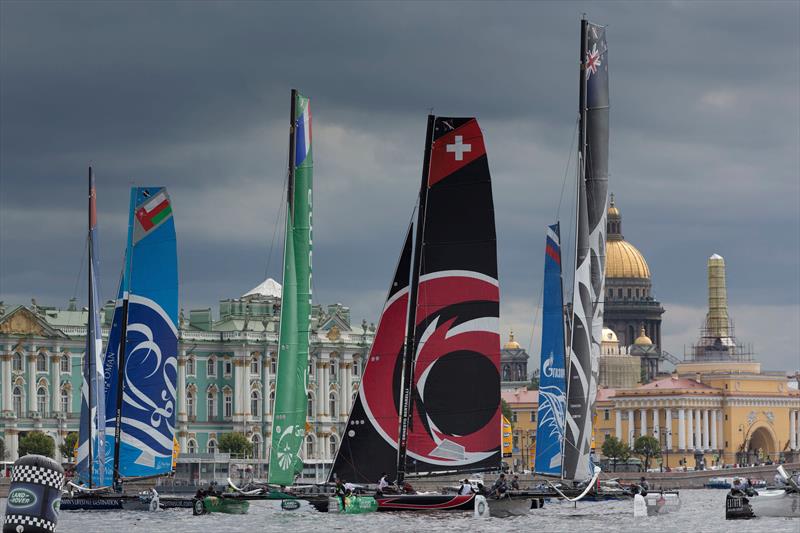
268, 90, 313, 485
563, 18, 609, 481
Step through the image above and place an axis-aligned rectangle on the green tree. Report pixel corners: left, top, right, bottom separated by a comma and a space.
633, 435, 661, 471
59, 432, 79, 462
501, 399, 514, 429
218, 432, 252, 458
19, 431, 55, 458
601, 435, 630, 472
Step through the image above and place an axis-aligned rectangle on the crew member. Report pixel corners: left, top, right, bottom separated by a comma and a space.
491, 474, 508, 498
511, 475, 520, 490
376, 473, 389, 496
458, 479, 474, 495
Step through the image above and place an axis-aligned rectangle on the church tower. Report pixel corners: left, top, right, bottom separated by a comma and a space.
603, 195, 666, 381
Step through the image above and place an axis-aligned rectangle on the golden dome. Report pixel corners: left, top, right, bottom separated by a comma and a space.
634, 325, 653, 346
606, 239, 651, 279
504, 330, 521, 350
602, 327, 618, 344
608, 193, 620, 217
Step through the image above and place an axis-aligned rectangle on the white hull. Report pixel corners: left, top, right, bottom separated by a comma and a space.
749, 490, 800, 518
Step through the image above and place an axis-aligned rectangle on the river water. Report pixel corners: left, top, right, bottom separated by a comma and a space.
2, 490, 798, 532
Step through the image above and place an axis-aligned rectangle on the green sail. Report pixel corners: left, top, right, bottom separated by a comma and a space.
269, 91, 313, 485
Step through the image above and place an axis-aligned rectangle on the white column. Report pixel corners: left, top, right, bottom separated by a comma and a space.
653, 408, 660, 439
27, 352, 37, 413
703, 409, 710, 450
711, 410, 718, 450
7, 430, 19, 461
640, 409, 647, 437
242, 355, 251, 420
615, 410, 622, 439
2, 351, 12, 413
686, 409, 694, 450
50, 353, 61, 413
664, 407, 675, 451
628, 410, 635, 446
695, 409, 702, 450
678, 408, 685, 450
717, 410, 724, 451
177, 352, 187, 421
791, 411, 797, 451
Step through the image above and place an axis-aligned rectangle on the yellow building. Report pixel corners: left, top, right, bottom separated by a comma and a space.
501, 389, 538, 472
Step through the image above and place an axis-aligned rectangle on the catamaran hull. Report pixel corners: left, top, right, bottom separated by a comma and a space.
749, 490, 800, 518
61, 495, 193, 511
376, 494, 475, 512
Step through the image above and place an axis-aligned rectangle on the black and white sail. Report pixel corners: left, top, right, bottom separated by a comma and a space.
563, 18, 609, 481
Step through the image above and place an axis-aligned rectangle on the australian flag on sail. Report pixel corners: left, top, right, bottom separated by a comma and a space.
77, 167, 110, 486
534, 224, 567, 476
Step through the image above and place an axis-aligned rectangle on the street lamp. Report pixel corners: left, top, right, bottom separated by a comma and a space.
737, 422, 757, 466
660, 430, 672, 471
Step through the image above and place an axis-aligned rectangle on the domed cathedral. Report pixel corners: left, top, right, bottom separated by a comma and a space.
603, 194, 666, 382
500, 331, 530, 391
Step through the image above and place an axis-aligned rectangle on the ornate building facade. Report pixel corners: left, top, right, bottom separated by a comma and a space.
0, 280, 374, 474
500, 331, 529, 391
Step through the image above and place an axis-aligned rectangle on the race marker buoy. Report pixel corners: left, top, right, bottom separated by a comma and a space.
474, 495, 490, 518
3, 454, 65, 533
633, 493, 647, 518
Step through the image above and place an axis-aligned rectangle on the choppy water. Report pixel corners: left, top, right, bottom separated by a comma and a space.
2, 490, 798, 532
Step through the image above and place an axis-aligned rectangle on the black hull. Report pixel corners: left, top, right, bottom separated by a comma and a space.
60, 495, 193, 511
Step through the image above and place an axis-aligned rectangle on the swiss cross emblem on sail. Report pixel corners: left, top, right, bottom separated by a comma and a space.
428, 119, 486, 186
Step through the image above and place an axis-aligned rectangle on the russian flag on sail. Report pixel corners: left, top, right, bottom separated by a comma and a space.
294, 95, 312, 168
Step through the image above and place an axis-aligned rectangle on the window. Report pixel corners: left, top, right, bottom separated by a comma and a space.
224, 392, 232, 418
61, 389, 70, 413
308, 358, 315, 377
187, 439, 197, 454
60, 354, 70, 373
608, 289, 613, 299
627, 288, 632, 298
530, 411, 536, 422
13, 353, 23, 372
269, 391, 275, 415
224, 359, 232, 377
512, 412, 517, 423
186, 356, 195, 376
635, 288, 640, 298
513, 435, 519, 448
251, 390, 260, 417
617, 288, 623, 298
37, 387, 47, 413
329, 435, 337, 458
252, 434, 261, 459
329, 393, 337, 417
270, 357, 277, 374
330, 362, 337, 380
353, 359, 360, 377
36, 353, 46, 372
207, 357, 217, 377
604, 409, 610, 421
207, 392, 217, 420
307, 394, 314, 418
207, 439, 217, 454
187, 391, 195, 417
250, 357, 260, 375
305, 435, 314, 458
13, 387, 22, 416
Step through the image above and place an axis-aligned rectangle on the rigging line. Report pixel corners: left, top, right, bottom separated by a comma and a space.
264, 148, 291, 283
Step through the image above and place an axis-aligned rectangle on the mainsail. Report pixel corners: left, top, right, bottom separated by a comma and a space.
563, 18, 609, 480
400, 116, 501, 480
104, 187, 179, 481
76, 167, 108, 487
268, 90, 313, 485
534, 223, 567, 476
331, 115, 500, 484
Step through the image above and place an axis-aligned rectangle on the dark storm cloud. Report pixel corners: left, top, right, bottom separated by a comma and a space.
1, 1, 798, 370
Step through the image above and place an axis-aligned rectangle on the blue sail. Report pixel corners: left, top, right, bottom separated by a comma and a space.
534, 223, 568, 476
77, 168, 110, 487
104, 187, 178, 479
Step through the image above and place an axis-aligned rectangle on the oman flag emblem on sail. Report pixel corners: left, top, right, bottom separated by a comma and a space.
135, 191, 173, 231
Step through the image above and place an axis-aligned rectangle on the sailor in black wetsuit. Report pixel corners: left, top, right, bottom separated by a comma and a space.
491, 474, 508, 499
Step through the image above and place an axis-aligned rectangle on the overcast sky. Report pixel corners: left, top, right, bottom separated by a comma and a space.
1, 1, 798, 372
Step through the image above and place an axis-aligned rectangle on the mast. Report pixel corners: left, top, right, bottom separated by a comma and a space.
86, 167, 94, 488
112, 192, 135, 488
287, 89, 297, 209
396, 114, 435, 485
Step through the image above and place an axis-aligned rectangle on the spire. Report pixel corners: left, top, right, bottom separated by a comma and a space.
607, 192, 621, 239
706, 254, 731, 340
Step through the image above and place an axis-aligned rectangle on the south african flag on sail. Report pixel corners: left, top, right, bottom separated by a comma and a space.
135, 190, 172, 231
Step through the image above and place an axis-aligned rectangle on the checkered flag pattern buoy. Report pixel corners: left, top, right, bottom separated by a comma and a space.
3, 455, 64, 533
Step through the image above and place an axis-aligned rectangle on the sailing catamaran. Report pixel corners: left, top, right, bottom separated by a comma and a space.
64, 179, 181, 510
330, 115, 505, 512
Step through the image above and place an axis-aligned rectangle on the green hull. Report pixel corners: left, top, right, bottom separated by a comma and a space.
332, 495, 378, 514
202, 496, 250, 514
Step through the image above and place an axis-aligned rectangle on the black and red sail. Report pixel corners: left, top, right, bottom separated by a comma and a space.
403, 117, 500, 476
330, 116, 500, 484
